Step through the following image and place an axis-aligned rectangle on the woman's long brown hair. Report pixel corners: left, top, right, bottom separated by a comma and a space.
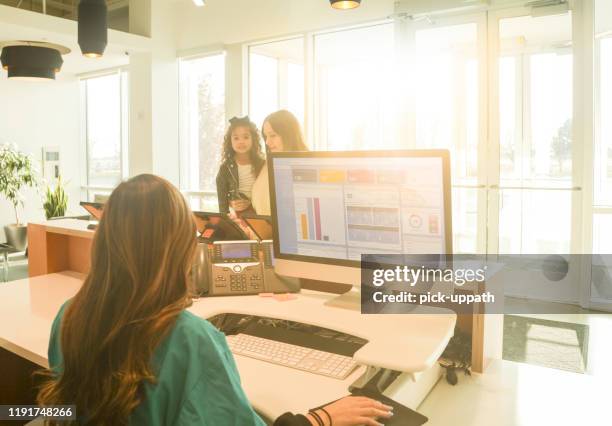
262, 110, 308, 152
37, 174, 197, 425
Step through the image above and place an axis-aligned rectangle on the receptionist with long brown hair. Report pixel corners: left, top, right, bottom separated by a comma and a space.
36, 174, 393, 425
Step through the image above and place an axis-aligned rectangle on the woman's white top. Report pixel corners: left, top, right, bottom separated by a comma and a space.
251, 164, 270, 216
237, 163, 256, 199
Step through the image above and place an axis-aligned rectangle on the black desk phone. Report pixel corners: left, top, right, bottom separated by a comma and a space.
210, 240, 264, 294
191, 211, 299, 297
192, 239, 299, 297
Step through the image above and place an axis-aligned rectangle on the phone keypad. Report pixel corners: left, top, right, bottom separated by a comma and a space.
230, 274, 248, 291
216, 265, 262, 293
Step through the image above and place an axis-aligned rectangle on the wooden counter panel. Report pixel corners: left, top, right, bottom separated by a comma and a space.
28, 222, 93, 277
0, 347, 40, 406
27, 224, 47, 277
67, 236, 92, 274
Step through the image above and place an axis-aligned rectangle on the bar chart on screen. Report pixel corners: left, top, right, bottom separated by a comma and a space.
293, 185, 346, 244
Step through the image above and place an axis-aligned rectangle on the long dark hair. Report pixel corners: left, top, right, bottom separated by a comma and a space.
222, 116, 265, 175
262, 110, 308, 152
37, 174, 197, 425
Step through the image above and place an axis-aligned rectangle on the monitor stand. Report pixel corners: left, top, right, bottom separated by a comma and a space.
324, 286, 361, 311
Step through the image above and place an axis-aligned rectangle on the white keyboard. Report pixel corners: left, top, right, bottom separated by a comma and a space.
226, 333, 358, 380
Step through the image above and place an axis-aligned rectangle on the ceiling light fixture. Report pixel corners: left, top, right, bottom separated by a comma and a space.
0, 41, 70, 80
78, 0, 108, 58
193, 0, 205, 6
330, 0, 361, 10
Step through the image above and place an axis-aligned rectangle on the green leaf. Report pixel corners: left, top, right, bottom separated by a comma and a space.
0, 144, 39, 224
43, 175, 68, 220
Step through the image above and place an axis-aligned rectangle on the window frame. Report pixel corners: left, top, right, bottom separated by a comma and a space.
177, 2, 612, 310
79, 67, 129, 201
177, 50, 227, 198
593, 34, 612, 208
243, 20, 393, 151
588, 10, 612, 310
247, 37, 306, 129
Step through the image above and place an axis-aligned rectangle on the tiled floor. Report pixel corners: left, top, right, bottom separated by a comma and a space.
2, 254, 28, 282
505, 310, 612, 378
420, 311, 612, 426
420, 358, 611, 426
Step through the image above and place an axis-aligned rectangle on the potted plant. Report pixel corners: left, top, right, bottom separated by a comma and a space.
0, 143, 37, 251
43, 176, 68, 220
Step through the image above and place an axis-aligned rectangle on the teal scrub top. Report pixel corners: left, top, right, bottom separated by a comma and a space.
48, 303, 267, 426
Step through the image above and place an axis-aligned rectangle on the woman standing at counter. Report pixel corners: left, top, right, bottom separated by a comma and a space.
251, 110, 309, 216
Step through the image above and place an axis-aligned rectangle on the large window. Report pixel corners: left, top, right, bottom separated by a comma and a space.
596, 37, 612, 207
228, 5, 612, 313
314, 23, 395, 151
497, 13, 574, 255
81, 70, 128, 199
415, 23, 479, 179
179, 53, 226, 209
231, 7, 607, 301
412, 21, 481, 254
249, 38, 305, 130
592, 0, 612, 308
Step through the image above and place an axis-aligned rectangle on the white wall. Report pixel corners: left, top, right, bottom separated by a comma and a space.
127, 0, 180, 185
150, 0, 180, 185
595, 0, 612, 34
0, 75, 81, 240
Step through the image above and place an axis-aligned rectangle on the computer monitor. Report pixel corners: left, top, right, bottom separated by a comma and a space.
268, 150, 452, 305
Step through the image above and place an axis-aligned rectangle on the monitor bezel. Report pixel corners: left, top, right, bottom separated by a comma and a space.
241, 214, 273, 241
268, 149, 453, 268
192, 210, 249, 241
79, 201, 104, 220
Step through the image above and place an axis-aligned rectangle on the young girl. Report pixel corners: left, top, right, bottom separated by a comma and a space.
252, 110, 309, 216
216, 116, 265, 214
37, 174, 392, 425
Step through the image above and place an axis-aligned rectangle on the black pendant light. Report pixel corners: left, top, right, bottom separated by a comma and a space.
0, 42, 69, 80
78, 0, 108, 58
330, 0, 361, 9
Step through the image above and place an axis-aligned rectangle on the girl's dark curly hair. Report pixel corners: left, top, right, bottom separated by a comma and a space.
222, 116, 265, 175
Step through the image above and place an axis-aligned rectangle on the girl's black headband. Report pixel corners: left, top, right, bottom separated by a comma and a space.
229, 115, 251, 126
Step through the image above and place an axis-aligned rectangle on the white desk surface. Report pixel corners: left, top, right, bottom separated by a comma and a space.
0, 272, 84, 367
190, 292, 456, 373
0, 272, 456, 420
30, 219, 94, 239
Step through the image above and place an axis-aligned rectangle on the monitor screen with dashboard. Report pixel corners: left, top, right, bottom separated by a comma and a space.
268, 150, 452, 288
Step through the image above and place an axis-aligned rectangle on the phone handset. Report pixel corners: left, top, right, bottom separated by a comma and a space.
192, 238, 213, 296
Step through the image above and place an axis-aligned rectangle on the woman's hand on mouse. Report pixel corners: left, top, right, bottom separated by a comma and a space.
306, 396, 393, 426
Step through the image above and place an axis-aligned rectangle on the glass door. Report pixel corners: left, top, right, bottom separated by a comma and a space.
397, 13, 488, 254
590, 0, 612, 311
398, 6, 582, 303
488, 6, 580, 304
